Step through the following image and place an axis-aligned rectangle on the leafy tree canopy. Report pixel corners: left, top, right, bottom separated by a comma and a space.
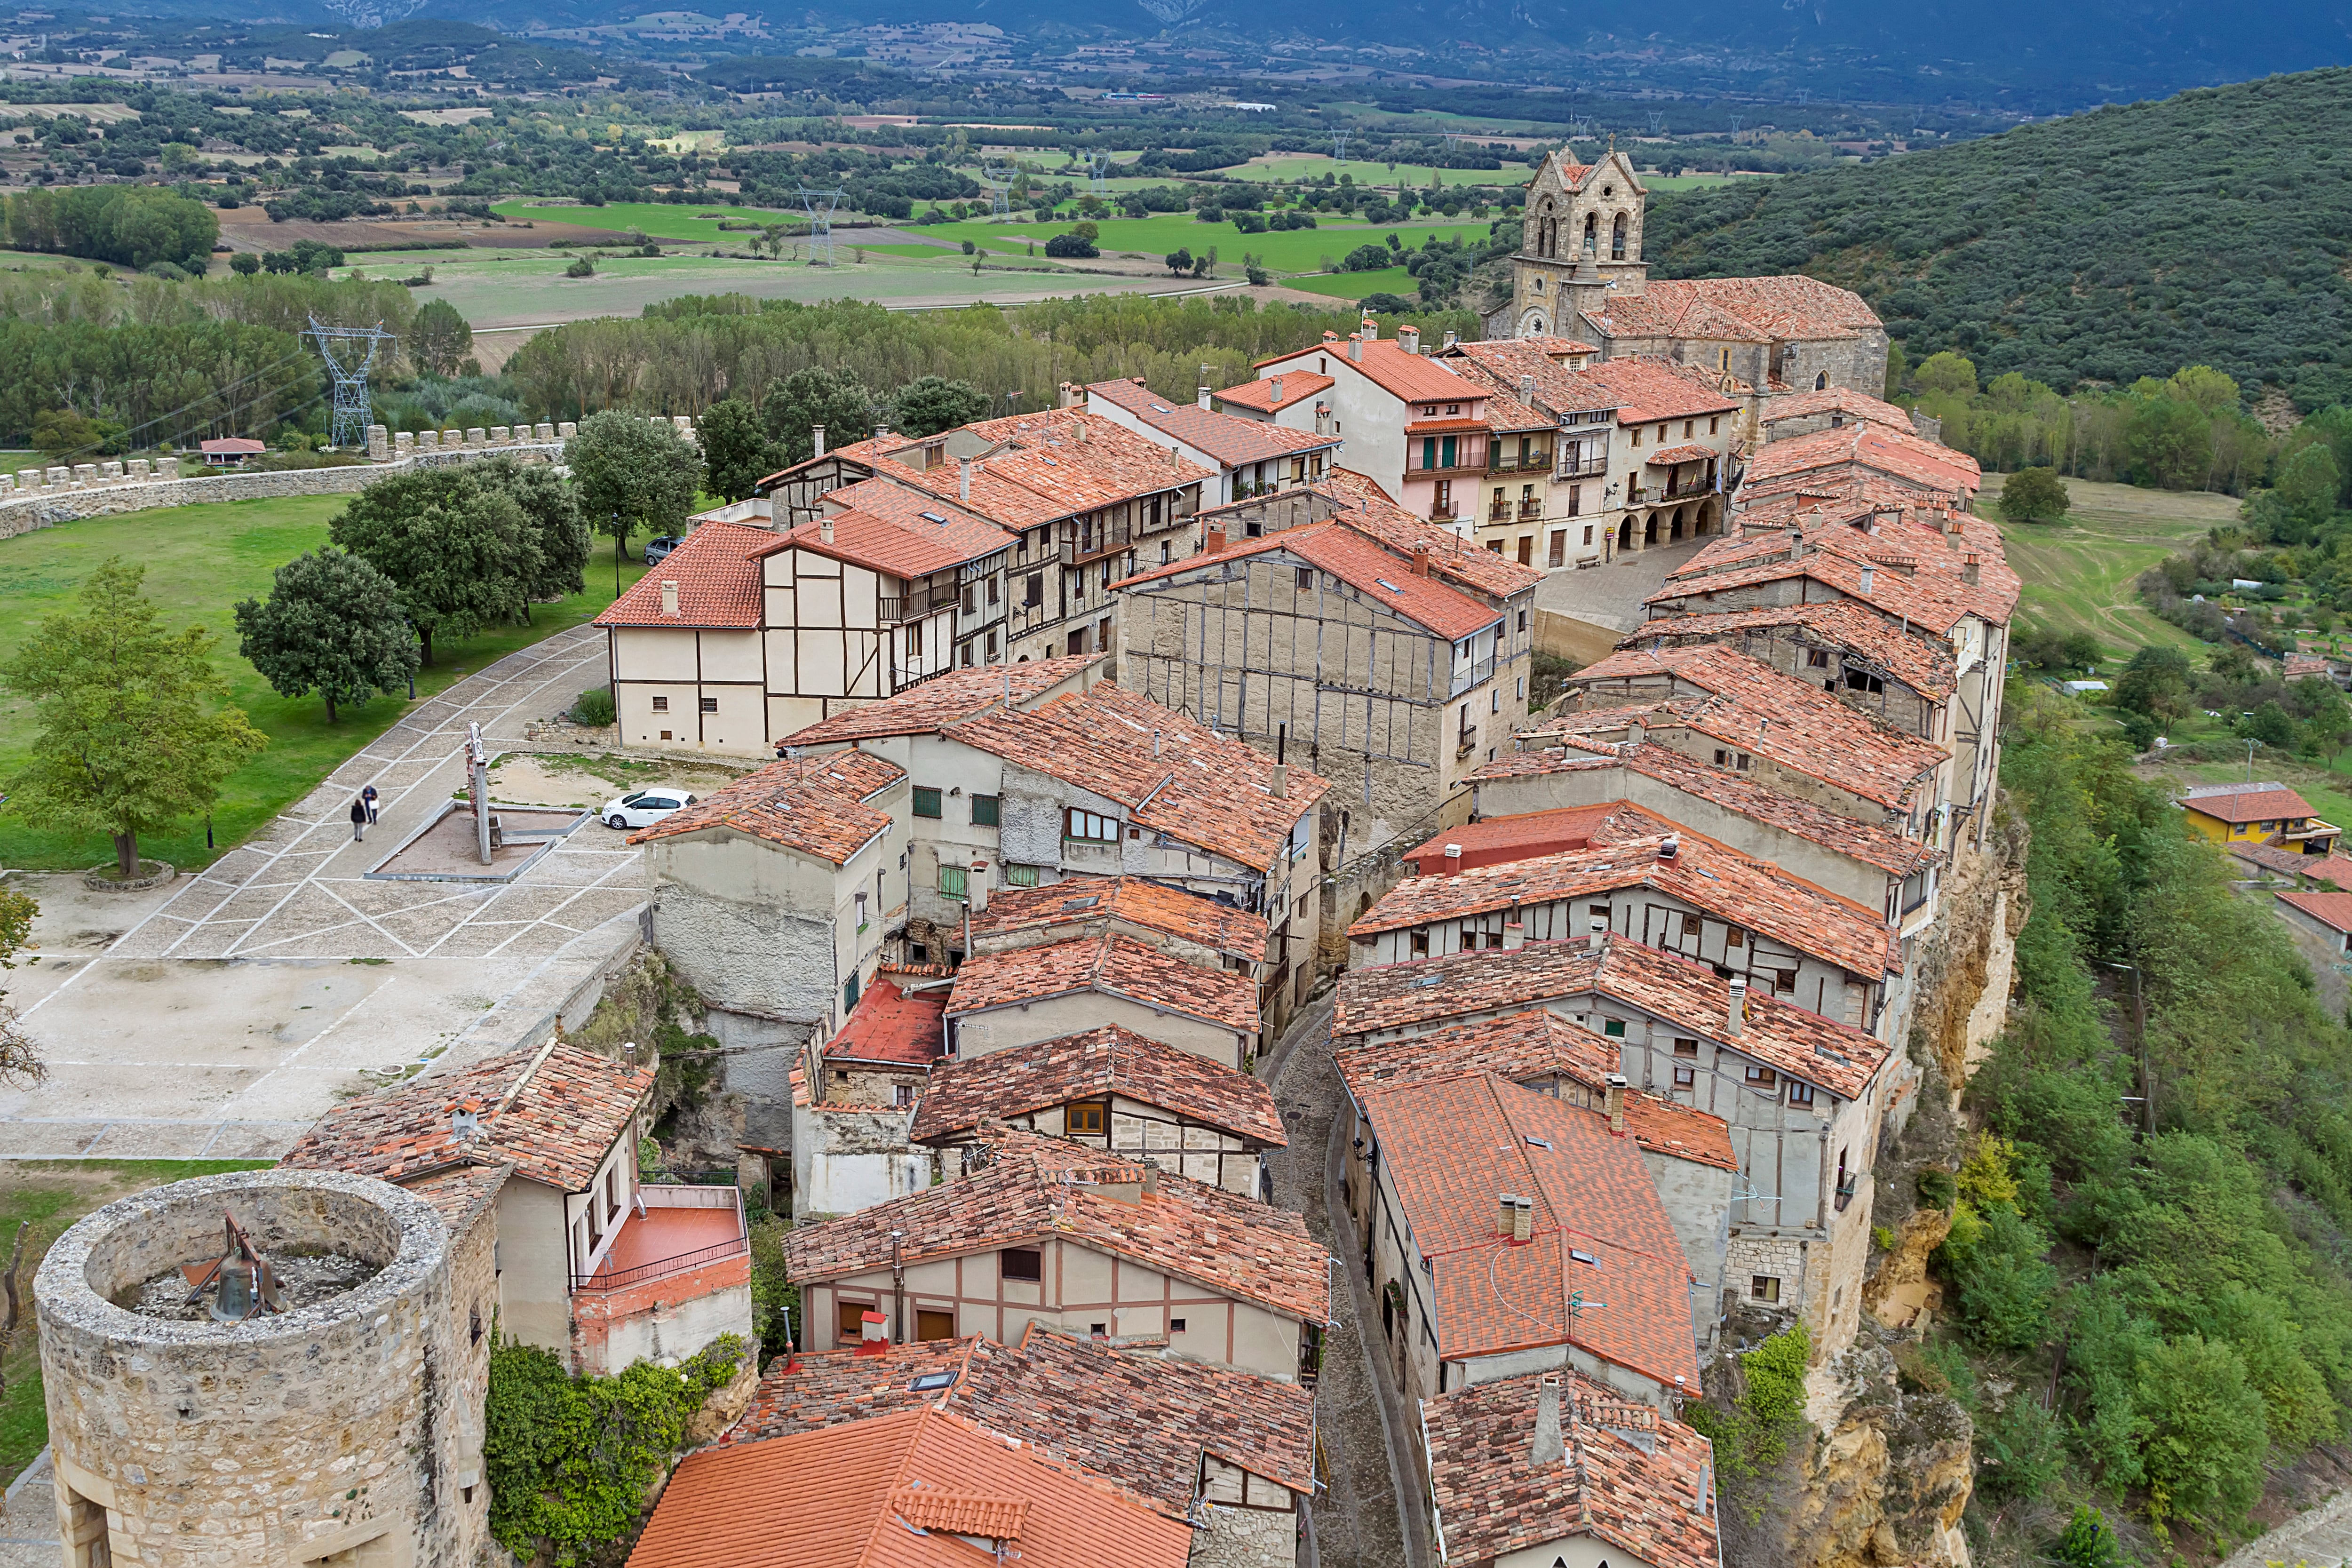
233, 547, 419, 723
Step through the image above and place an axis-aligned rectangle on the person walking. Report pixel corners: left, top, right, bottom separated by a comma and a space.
362, 783, 380, 824
350, 796, 368, 843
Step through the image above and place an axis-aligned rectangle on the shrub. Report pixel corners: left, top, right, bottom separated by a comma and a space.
570, 687, 615, 726
1975, 1396, 2064, 1502
2000, 465, 2072, 523
1915, 1168, 1956, 1209
565, 255, 595, 278
2052, 1506, 2122, 1568
1938, 1202, 2058, 1350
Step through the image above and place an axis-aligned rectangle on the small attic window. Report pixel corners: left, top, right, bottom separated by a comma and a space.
1570, 1248, 1598, 1266
910, 1370, 958, 1391
919, 511, 948, 524
1374, 578, 1403, 592
1524, 1136, 1554, 1151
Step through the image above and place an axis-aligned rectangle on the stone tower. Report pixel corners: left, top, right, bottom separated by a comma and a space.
1502, 148, 1651, 340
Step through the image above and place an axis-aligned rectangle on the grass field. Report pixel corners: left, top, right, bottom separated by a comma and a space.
1284, 265, 1417, 300
1232, 155, 1533, 188
921, 212, 1491, 272
0, 1159, 276, 1486
490, 199, 797, 241
1984, 470, 2238, 661
0, 496, 648, 872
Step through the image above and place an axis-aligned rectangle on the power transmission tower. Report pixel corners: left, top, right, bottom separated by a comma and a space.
1646, 110, 1666, 135
1330, 128, 1351, 163
1083, 148, 1112, 195
798, 187, 843, 265
982, 163, 1013, 218
305, 316, 392, 451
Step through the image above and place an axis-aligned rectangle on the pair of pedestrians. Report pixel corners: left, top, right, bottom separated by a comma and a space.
349, 783, 380, 841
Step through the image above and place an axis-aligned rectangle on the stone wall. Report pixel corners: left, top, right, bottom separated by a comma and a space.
34, 1168, 482, 1568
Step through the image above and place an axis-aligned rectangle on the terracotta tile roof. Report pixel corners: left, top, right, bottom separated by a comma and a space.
800, 411, 1213, 531
1472, 741, 1936, 878
1621, 1093, 1741, 1173
2278, 888, 2352, 935
628, 1405, 1191, 1568
400, 1162, 512, 1229
909, 1024, 1285, 1148
1359, 1071, 1699, 1388
627, 748, 902, 865
1087, 378, 1339, 468
1589, 274, 1881, 347
1761, 385, 1921, 433
1652, 510, 2020, 634
1113, 517, 1505, 644
2285, 652, 2336, 680
1629, 599, 1957, 701
825, 975, 949, 1069
947, 932, 1260, 1036
283, 1043, 652, 1193
1351, 830, 1899, 978
780, 655, 1105, 746
1214, 370, 1334, 415
1326, 337, 1490, 405
1744, 421, 1983, 497
1549, 356, 1741, 425
594, 520, 772, 629
782, 1129, 1330, 1322
1302, 468, 1542, 600
726, 1327, 1316, 1513
754, 479, 1017, 579
2177, 782, 2321, 824
1645, 443, 1718, 466
1424, 1367, 1721, 1568
1333, 936, 1890, 1099
969, 875, 1271, 963
1544, 645, 1947, 812
1401, 802, 1684, 876
2227, 841, 2352, 883
943, 680, 1326, 869
1335, 1008, 1621, 1099
1441, 339, 1620, 420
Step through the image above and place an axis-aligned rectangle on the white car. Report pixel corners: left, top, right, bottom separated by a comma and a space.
602, 789, 697, 830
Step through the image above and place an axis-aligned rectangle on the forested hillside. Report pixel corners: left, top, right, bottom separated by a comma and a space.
1645, 70, 2352, 410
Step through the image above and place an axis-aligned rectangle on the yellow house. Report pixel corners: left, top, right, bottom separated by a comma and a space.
2177, 782, 2341, 855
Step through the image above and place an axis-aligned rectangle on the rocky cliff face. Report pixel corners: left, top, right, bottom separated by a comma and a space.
1786, 1336, 1978, 1568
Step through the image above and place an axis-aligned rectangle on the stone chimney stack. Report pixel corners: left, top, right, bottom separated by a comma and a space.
1533, 1372, 1566, 1466
1605, 1073, 1628, 1135
1511, 1196, 1534, 1243
812, 423, 826, 460
1347, 333, 1364, 363
1628, 719, 1646, 747
1270, 763, 1288, 798
1963, 552, 1982, 585
1497, 1193, 1517, 1237
1412, 542, 1431, 577
1503, 921, 1526, 951
1198, 384, 1213, 411
1360, 316, 1378, 341
959, 454, 973, 504
819, 515, 834, 545
1588, 914, 1608, 953
1728, 975, 1748, 1035
1398, 325, 1420, 355
1058, 381, 1081, 410
660, 580, 678, 616
969, 859, 989, 915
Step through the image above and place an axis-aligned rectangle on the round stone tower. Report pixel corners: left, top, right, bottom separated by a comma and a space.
34, 1167, 489, 1568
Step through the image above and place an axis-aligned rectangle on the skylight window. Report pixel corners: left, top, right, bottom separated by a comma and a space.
919, 511, 948, 524
910, 1371, 958, 1391
1525, 1136, 1554, 1151
1570, 1248, 1599, 1266
1374, 578, 1403, 592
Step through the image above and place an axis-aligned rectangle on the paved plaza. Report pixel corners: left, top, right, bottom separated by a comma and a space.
0, 624, 652, 1161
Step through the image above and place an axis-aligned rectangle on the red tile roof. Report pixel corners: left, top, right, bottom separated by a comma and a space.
782, 1129, 1330, 1322
1629, 599, 1957, 702
628, 1405, 1191, 1568
1401, 802, 1683, 876
401, 1162, 513, 1229
947, 931, 1260, 1035
1441, 339, 1621, 420
1113, 517, 1505, 644
2177, 783, 2321, 824
755, 478, 1017, 579
627, 748, 902, 865
2278, 888, 2352, 935
1546, 645, 1947, 812
1587, 274, 1882, 349
969, 875, 1271, 963
780, 655, 1105, 747
1214, 370, 1335, 415
1087, 378, 1339, 468
1351, 830, 1899, 978
1472, 740, 1937, 878
1261, 335, 1482, 406
1653, 509, 2020, 634
1744, 421, 1983, 497
2227, 841, 2352, 883
1295, 467, 1542, 601
283, 1043, 651, 1193
1646, 443, 1718, 466
1424, 1367, 1721, 1568
825, 975, 948, 1069
725, 1326, 1316, 1513
1761, 385, 1921, 434
944, 680, 1326, 870
909, 1024, 1285, 1148
594, 520, 772, 629
1333, 936, 1889, 1100
1550, 356, 1742, 425
1359, 1071, 1700, 1388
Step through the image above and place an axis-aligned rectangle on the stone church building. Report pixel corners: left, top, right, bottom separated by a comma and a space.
1486, 149, 1891, 414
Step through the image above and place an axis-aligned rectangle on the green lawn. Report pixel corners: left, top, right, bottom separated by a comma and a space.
863, 241, 964, 258
1232, 155, 1530, 188
491, 199, 796, 241
1284, 265, 1418, 300
0, 1159, 275, 1486
0, 496, 648, 871
1983, 470, 2240, 663
921, 212, 1492, 274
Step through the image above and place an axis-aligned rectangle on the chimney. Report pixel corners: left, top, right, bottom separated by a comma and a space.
1859, 564, 1875, 595
1141, 1162, 1160, 1197
1519, 373, 1536, 404
1205, 525, 1227, 556
1605, 1073, 1627, 1135
858, 1309, 890, 1353
1347, 333, 1363, 364
1322, 330, 1339, 346
1443, 843, 1462, 870
1497, 1193, 1518, 1237
1588, 914, 1608, 952
812, 423, 826, 460
1058, 381, 1080, 410
1627, 719, 1646, 747
1963, 552, 1982, 586
1503, 921, 1526, 951
1399, 325, 1420, 355
969, 859, 989, 914
819, 515, 834, 545
874, 422, 890, 441
1443, 330, 1460, 350
1412, 542, 1431, 577
1511, 1196, 1534, 1243
1533, 1372, 1566, 1466
958, 454, 972, 503
1657, 835, 1678, 862
1075, 416, 1089, 443
1314, 401, 1333, 437
1198, 383, 1213, 411
1271, 763, 1289, 798
1271, 374, 1284, 404
1727, 975, 1748, 1035
1152, 728, 1161, 757
660, 579, 679, 616
1360, 316, 1378, 341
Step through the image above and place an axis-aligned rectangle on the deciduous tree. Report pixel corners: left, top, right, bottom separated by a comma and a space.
760, 367, 876, 470
234, 547, 419, 723
330, 470, 532, 664
0, 558, 265, 877
410, 298, 474, 378
890, 375, 989, 438
1998, 465, 2071, 523
695, 397, 778, 502
566, 410, 704, 593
